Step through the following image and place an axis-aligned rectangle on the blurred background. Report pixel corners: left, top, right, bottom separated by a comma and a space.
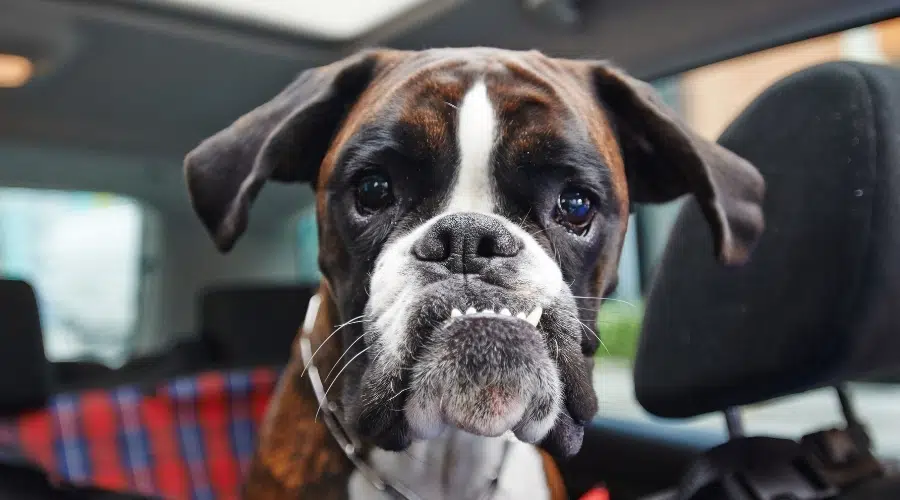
1, 0, 900, 498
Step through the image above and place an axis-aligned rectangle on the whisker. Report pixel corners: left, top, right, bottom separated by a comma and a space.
518, 208, 532, 230
316, 344, 374, 420
403, 449, 427, 466
301, 316, 366, 376
388, 386, 412, 403
578, 318, 609, 355
570, 296, 638, 308
322, 333, 368, 383
577, 308, 634, 318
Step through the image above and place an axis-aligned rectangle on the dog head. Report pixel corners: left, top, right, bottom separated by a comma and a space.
184, 48, 764, 457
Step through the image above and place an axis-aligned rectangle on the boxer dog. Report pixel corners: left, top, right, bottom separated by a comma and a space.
184, 48, 764, 499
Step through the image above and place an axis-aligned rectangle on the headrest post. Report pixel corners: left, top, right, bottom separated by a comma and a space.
834, 384, 860, 428
723, 407, 744, 439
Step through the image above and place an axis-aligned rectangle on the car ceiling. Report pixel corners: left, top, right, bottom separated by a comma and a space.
0, 0, 898, 224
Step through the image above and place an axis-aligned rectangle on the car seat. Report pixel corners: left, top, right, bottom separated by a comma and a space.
634, 61, 900, 499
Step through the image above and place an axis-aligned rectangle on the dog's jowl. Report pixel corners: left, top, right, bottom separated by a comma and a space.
184, 48, 765, 499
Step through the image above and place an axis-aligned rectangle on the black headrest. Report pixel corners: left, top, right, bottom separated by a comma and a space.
634, 61, 900, 418
0, 279, 51, 414
199, 284, 316, 367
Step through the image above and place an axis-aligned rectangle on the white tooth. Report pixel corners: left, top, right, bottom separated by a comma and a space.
465, 307, 477, 315
482, 308, 495, 314
499, 308, 511, 316
451, 308, 462, 318
516, 312, 527, 320
526, 306, 543, 326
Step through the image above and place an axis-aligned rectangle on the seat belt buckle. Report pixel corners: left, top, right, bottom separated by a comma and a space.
659, 437, 841, 500
735, 457, 838, 499
800, 425, 884, 489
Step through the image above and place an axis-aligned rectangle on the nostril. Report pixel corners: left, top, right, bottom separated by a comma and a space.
414, 227, 452, 261
478, 232, 521, 258
476, 235, 497, 258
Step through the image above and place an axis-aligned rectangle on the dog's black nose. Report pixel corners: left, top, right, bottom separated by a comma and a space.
413, 212, 522, 273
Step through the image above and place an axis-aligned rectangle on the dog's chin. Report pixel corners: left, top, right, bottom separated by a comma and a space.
349, 310, 565, 452
348, 280, 597, 458
404, 314, 562, 442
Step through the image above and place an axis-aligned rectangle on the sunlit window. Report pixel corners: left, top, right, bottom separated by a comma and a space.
144, 0, 436, 40
0, 188, 145, 368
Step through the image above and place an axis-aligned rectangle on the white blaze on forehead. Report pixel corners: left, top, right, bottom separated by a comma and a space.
446, 80, 498, 214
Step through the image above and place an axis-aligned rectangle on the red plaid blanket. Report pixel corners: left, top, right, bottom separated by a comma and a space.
0, 368, 279, 500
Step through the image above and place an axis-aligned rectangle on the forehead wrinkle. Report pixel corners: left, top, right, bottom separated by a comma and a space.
487, 80, 564, 178
512, 56, 629, 217
396, 78, 466, 154
315, 58, 463, 212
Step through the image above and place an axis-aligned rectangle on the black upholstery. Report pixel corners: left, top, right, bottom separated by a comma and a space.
839, 477, 900, 499
0, 463, 152, 500
0, 280, 51, 416
52, 338, 212, 392
52, 362, 114, 390
634, 61, 900, 418
198, 284, 316, 367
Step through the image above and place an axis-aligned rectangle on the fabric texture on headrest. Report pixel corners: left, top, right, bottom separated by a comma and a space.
199, 284, 316, 367
0, 279, 51, 415
634, 61, 900, 418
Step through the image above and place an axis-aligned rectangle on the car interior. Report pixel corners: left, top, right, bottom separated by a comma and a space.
2, 0, 900, 499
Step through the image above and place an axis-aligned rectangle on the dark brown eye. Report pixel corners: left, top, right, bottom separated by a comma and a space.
557, 188, 595, 234
356, 172, 394, 214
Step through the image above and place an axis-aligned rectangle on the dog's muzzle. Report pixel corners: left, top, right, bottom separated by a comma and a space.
356, 211, 573, 449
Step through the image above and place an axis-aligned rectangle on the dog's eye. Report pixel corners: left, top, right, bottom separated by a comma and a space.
355, 172, 394, 214
556, 188, 595, 234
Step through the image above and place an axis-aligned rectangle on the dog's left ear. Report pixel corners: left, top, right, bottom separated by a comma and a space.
184, 49, 401, 253
589, 62, 765, 265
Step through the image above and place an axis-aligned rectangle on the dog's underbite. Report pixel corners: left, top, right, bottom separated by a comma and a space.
183, 47, 765, 498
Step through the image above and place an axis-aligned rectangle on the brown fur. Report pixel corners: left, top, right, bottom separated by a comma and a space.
243, 285, 354, 499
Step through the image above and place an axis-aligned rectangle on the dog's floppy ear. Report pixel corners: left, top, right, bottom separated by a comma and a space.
590, 62, 765, 265
184, 49, 395, 252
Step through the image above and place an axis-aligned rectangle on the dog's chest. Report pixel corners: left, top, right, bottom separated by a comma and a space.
347, 432, 551, 500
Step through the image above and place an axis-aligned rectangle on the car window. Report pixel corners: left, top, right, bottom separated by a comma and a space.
296, 208, 321, 284
0, 188, 147, 368
595, 20, 900, 459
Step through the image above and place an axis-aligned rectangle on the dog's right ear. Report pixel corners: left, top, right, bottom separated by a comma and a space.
184, 49, 397, 252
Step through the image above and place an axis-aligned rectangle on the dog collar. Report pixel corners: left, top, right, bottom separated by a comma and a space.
298, 293, 511, 500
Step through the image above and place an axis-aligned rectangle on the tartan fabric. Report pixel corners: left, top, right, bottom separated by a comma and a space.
0, 368, 280, 500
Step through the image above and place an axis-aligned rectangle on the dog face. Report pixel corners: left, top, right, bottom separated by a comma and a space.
184, 48, 764, 457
